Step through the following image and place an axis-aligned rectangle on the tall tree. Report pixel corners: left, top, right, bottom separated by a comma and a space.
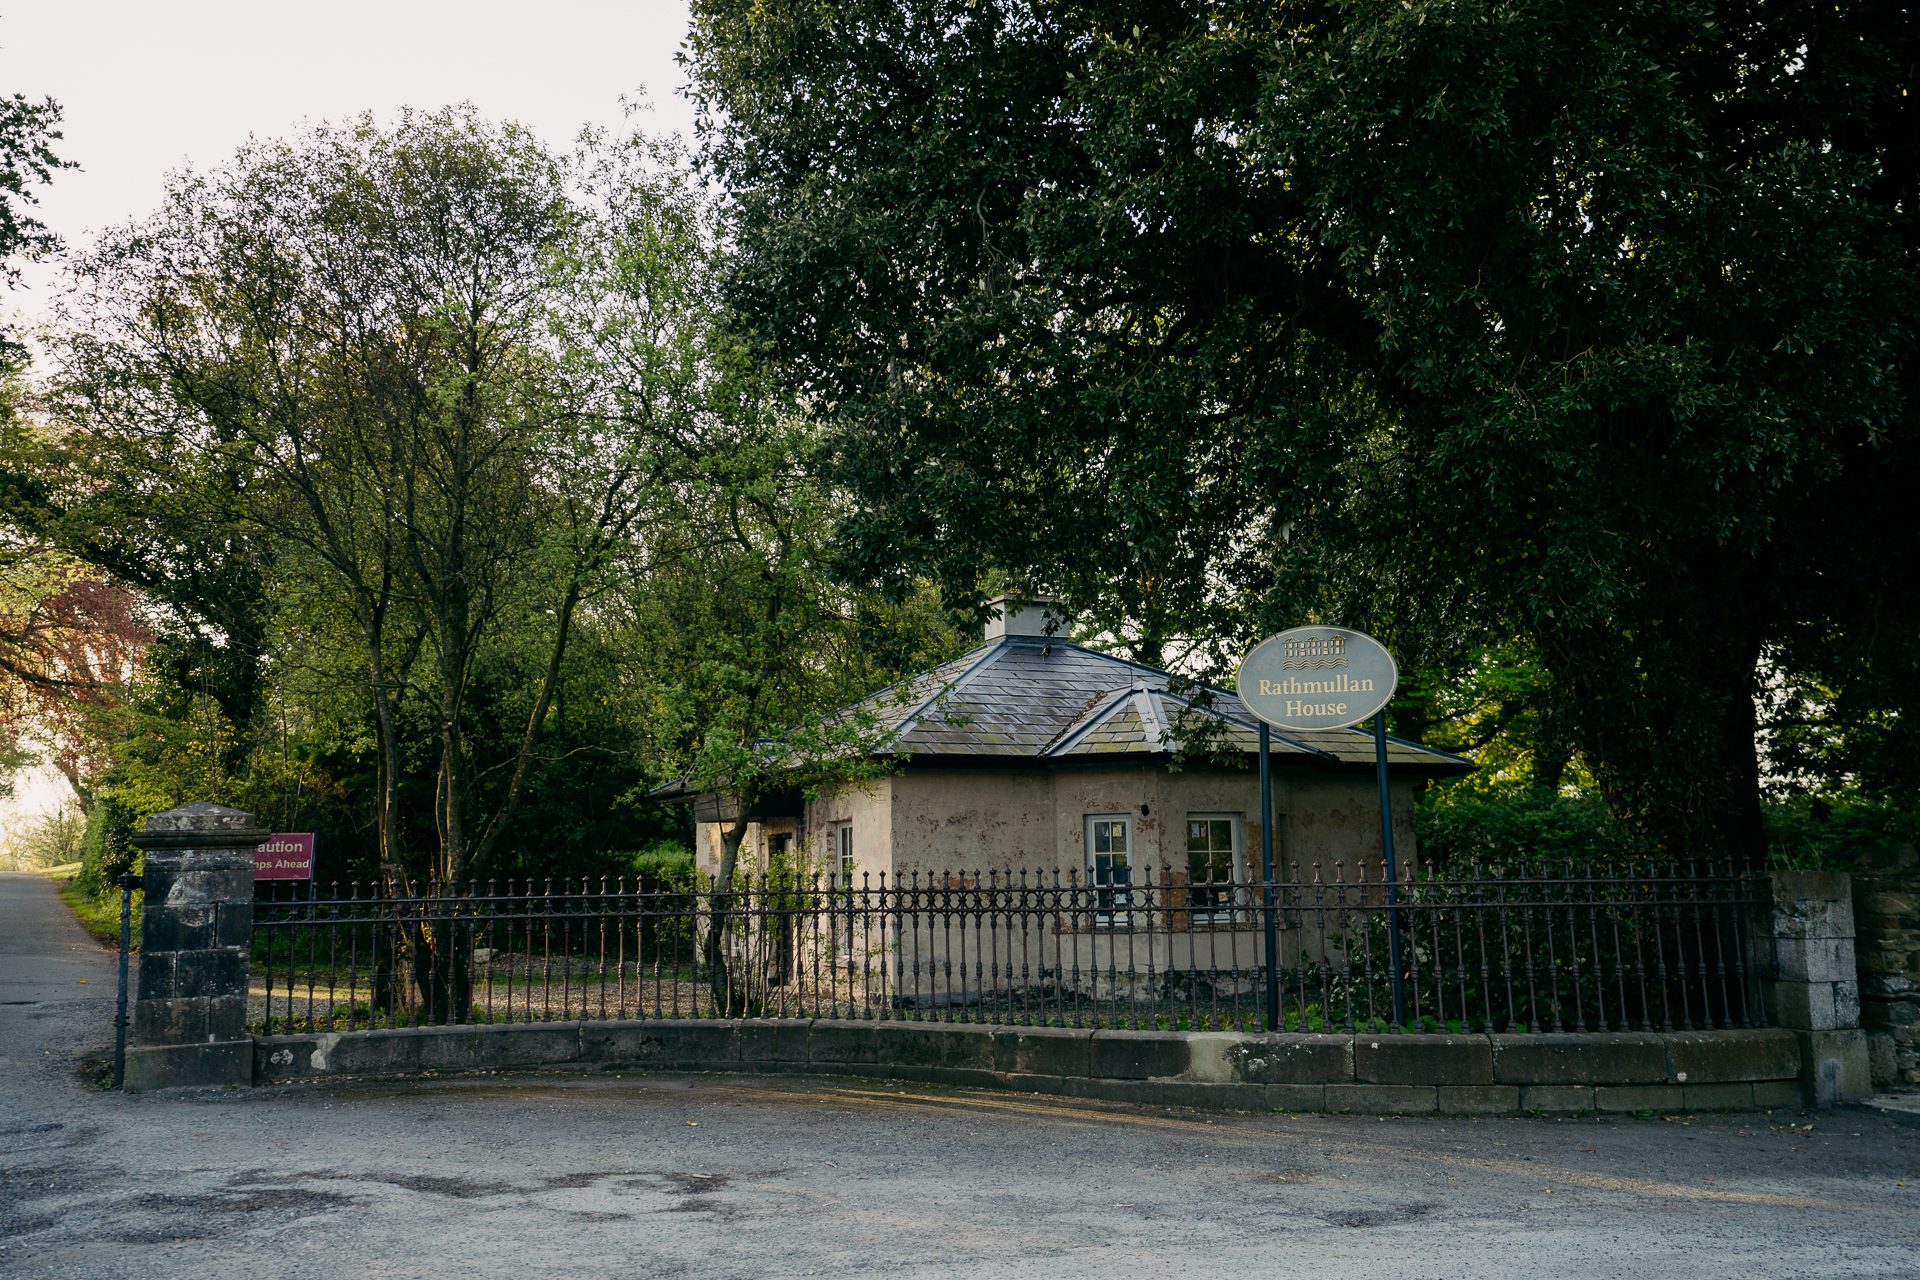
545, 127, 961, 1010
611, 412, 956, 1012
0, 88, 75, 357
686, 0, 1917, 853
45, 110, 698, 1017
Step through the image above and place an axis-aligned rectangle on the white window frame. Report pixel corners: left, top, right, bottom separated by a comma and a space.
834, 821, 855, 882
1183, 813, 1242, 922
1085, 813, 1135, 925
830, 820, 860, 952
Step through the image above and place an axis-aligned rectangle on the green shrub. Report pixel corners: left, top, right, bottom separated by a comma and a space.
58, 878, 140, 950
1415, 788, 1650, 870
1418, 782, 1918, 871
620, 840, 696, 888
78, 799, 137, 896
1765, 795, 1920, 870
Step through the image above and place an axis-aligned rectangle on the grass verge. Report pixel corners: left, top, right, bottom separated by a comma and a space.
54, 877, 140, 951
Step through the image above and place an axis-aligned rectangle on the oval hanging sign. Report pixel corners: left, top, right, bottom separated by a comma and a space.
1235, 626, 1398, 732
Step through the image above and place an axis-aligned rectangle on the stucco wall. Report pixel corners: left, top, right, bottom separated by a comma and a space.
784, 763, 1419, 883
1280, 771, 1419, 877
888, 769, 1059, 874
696, 818, 800, 877
797, 777, 894, 882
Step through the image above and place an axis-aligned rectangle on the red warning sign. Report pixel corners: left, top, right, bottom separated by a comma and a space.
254, 832, 315, 880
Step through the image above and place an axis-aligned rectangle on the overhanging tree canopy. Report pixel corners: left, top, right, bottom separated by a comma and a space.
685, 0, 1917, 853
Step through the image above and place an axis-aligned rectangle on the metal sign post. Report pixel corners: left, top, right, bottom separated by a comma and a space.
1374, 713, 1405, 1028
1259, 722, 1279, 1031
113, 871, 141, 1090
1237, 625, 1406, 1030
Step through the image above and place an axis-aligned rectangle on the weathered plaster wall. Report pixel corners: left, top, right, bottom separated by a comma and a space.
792, 763, 1419, 882
799, 778, 894, 880
885, 769, 1057, 873
696, 818, 806, 878
1281, 772, 1420, 877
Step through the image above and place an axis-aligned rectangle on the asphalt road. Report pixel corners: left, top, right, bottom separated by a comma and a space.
3, 869, 1917, 1279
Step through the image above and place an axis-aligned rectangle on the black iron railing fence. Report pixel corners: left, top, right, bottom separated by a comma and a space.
249, 858, 1773, 1037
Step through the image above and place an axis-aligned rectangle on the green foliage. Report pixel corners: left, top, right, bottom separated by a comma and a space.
1764, 795, 1920, 871
0, 89, 76, 356
1420, 778, 1918, 871
1416, 788, 1650, 870
1393, 637, 1584, 795
35, 110, 722, 892
621, 840, 696, 886
14, 105, 957, 917
57, 877, 138, 950
77, 797, 136, 896
685, 0, 1917, 858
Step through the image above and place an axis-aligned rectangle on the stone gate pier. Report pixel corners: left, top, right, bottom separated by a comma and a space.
1769, 870, 1871, 1105
123, 802, 263, 1091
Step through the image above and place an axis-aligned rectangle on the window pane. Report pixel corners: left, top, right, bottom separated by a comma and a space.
1189, 849, 1231, 881
1090, 818, 1133, 918
1185, 817, 1236, 913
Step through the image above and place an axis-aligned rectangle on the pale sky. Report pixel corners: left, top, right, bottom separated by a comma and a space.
2, 0, 699, 331
0, 2, 697, 824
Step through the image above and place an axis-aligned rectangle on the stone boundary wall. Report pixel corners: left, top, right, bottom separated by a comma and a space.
1849, 843, 1920, 1087
251, 1021, 1805, 1115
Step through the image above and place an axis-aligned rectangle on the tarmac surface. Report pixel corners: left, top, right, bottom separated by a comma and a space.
3, 868, 1917, 1278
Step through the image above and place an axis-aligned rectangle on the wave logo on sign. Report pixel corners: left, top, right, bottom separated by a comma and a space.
1278, 634, 1348, 670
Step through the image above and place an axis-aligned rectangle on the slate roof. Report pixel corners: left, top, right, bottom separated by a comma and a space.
653, 638, 1470, 804
843, 637, 1471, 773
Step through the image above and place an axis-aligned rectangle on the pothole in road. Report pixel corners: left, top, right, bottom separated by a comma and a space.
104, 1188, 358, 1244
367, 1173, 522, 1199
665, 1197, 730, 1215
1259, 1167, 1318, 1185
233, 1169, 520, 1200
1328, 1201, 1437, 1229
234, 1167, 739, 1202
543, 1170, 636, 1190
141, 1189, 355, 1216
663, 1172, 730, 1195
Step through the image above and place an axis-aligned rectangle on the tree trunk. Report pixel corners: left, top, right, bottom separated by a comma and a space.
404, 908, 474, 1026
1532, 678, 1574, 795
704, 816, 753, 1016
1542, 553, 1767, 859
367, 621, 410, 1022
468, 582, 586, 874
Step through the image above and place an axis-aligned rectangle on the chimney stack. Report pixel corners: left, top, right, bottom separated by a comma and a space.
985, 594, 1070, 641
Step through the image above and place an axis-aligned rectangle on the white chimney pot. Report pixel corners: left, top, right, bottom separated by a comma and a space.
985, 594, 1069, 640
